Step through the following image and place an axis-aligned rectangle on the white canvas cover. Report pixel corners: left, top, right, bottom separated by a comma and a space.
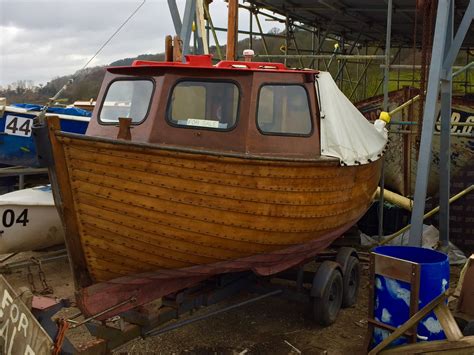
316, 71, 388, 165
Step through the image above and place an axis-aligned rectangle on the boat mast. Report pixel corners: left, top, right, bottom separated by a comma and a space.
226, 0, 238, 60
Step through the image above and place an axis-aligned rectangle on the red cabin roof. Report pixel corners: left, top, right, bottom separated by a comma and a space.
131, 54, 318, 74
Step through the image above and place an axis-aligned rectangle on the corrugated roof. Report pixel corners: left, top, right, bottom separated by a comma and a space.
245, 0, 474, 47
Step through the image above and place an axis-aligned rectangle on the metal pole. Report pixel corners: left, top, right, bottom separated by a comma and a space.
378, 0, 392, 239
409, 0, 451, 246
167, 0, 182, 35
438, 0, 454, 248
203, 3, 223, 60
18, 174, 25, 190
254, 13, 270, 61
180, 0, 196, 61
146, 290, 282, 337
334, 33, 362, 82
249, 6, 253, 49
452, 60, 474, 77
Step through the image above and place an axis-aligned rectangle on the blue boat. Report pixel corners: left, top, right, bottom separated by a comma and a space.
0, 103, 91, 167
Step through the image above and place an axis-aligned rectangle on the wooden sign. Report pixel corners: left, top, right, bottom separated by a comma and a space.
0, 275, 53, 354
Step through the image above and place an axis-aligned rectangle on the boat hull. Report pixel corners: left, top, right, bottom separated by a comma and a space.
50, 128, 381, 281
0, 107, 89, 167
0, 186, 64, 253
356, 88, 473, 196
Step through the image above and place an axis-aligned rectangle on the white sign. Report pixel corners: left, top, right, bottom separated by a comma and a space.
186, 118, 220, 128
4, 116, 33, 137
0, 276, 53, 355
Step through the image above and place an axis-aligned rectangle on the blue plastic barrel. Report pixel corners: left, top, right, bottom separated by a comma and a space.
372, 246, 449, 347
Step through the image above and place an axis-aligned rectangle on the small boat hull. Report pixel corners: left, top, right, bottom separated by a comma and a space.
356, 88, 473, 196
0, 186, 64, 253
0, 106, 89, 167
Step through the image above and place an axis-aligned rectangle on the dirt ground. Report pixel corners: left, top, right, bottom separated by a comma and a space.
1, 250, 463, 354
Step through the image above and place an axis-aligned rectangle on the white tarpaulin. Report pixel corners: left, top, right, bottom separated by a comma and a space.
316, 71, 388, 165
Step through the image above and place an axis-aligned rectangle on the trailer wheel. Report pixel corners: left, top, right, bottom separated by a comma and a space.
341, 256, 360, 308
313, 267, 343, 326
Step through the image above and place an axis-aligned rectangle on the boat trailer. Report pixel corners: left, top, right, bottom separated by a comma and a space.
2, 247, 360, 354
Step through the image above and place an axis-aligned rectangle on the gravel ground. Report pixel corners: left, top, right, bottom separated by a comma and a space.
1, 250, 462, 354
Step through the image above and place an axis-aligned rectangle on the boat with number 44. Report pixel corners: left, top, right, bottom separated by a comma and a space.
0, 100, 90, 167
36, 54, 388, 319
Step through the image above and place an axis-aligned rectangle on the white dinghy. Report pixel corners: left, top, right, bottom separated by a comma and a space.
0, 186, 64, 253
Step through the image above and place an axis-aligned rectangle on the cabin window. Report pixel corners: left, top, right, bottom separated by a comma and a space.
167, 81, 239, 130
257, 85, 312, 136
99, 80, 154, 124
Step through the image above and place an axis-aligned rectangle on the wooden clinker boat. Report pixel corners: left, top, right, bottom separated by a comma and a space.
42, 55, 386, 319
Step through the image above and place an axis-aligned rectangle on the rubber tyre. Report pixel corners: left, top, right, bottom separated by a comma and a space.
313, 268, 343, 326
341, 256, 360, 308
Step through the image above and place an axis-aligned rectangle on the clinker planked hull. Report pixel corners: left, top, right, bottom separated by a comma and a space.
50, 130, 381, 286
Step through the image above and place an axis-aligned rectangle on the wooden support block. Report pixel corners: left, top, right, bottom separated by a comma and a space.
433, 303, 463, 341
380, 335, 474, 354
458, 255, 474, 317
373, 253, 416, 283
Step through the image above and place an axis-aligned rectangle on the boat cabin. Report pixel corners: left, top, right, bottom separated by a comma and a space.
86, 55, 321, 158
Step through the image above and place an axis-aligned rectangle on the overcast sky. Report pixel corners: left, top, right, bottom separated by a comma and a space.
0, 0, 283, 87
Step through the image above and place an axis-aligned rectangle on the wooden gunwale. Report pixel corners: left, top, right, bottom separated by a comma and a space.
56, 132, 340, 165
65, 144, 347, 180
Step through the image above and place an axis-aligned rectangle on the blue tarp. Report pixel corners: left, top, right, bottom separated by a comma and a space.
12, 103, 92, 117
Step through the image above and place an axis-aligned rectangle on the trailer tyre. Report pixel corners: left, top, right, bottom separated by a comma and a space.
313, 268, 343, 326
341, 256, 360, 308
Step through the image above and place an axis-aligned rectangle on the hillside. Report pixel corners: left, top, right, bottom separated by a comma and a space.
1, 29, 471, 106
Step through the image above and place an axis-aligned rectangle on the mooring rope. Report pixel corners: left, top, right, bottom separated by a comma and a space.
36, 0, 147, 124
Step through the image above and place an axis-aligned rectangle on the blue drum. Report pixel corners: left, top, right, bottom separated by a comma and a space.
372, 246, 449, 347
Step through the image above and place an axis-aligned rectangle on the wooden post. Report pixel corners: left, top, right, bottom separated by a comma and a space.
165, 35, 173, 62
117, 117, 132, 141
173, 35, 183, 62
226, 0, 238, 60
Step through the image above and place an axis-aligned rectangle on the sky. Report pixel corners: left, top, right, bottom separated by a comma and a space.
0, 0, 283, 87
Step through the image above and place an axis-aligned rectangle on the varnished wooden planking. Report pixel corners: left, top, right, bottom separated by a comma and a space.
81, 213, 243, 261
69, 158, 355, 206
72, 179, 369, 234
79, 203, 273, 254
54, 132, 381, 283
66, 145, 355, 192
70, 168, 367, 218
76, 191, 328, 245
84, 233, 193, 269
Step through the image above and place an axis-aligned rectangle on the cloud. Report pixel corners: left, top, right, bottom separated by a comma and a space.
0, 0, 283, 87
